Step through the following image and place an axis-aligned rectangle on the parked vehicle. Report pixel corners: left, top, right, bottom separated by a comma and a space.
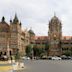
0, 55, 8, 61
48, 56, 52, 60
41, 56, 48, 59
61, 55, 68, 60
67, 56, 72, 60
52, 56, 61, 60
61, 55, 72, 60
21, 56, 30, 60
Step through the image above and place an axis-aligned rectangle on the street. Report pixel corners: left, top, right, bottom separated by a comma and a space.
14, 60, 72, 72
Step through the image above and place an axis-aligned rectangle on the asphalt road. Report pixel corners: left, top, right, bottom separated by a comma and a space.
15, 60, 72, 72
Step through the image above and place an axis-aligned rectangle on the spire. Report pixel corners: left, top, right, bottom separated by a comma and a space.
54, 12, 56, 17
53, 12, 57, 19
1, 16, 5, 22
51, 12, 58, 20
20, 21, 22, 26
13, 13, 19, 24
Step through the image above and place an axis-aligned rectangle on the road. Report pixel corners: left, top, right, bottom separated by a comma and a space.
15, 60, 72, 72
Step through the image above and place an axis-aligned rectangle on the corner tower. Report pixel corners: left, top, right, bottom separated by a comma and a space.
10, 14, 21, 55
48, 15, 62, 56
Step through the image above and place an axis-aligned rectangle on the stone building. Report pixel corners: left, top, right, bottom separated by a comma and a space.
61, 36, 72, 56
48, 15, 62, 56
34, 36, 48, 49
1, 13, 72, 57
0, 14, 30, 57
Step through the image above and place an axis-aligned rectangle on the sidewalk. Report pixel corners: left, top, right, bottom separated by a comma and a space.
0, 61, 25, 71
0, 61, 13, 71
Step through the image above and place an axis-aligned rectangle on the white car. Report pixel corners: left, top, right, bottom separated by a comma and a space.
21, 56, 30, 60
52, 56, 61, 60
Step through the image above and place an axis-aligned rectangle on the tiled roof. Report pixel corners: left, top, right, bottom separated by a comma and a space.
35, 36, 72, 40
35, 36, 48, 40
62, 36, 72, 40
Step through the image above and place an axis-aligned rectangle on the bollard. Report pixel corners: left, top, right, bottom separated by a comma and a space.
20, 62, 24, 68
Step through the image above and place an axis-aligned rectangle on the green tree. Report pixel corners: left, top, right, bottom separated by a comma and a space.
15, 49, 20, 61
33, 47, 45, 57
45, 43, 49, 56
63, 51, 71, 56
26, 45, 33, 57
70, 48, 72, 56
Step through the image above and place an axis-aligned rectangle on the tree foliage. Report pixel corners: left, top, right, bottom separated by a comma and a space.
33, 47, 45, 57
45, 43, 49, 56
15, 49, 20, 60
63, 51, 71, 56
26, 45, 33, 57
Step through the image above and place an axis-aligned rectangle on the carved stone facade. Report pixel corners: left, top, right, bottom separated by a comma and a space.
48, 15, 62, 56
0, 14, 30, 57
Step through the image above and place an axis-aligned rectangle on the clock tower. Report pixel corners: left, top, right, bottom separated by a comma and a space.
48, 15, 62, 56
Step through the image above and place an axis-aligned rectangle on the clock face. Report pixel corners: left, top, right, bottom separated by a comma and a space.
54, 34, 56, 37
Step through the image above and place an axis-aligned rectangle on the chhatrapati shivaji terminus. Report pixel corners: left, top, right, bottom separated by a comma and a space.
34, 14, 72, 56
0, 13, 72, 57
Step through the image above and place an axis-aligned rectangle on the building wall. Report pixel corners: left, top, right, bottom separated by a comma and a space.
0, 16, 30, 57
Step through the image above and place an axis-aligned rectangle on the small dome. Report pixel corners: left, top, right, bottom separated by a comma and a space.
28, 29, 35, 35
50, 15, 61, 24
51, 16, 59, 21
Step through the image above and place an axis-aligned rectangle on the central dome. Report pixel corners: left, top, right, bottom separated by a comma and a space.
49, 15, 61, 25
51, 15, 60, 22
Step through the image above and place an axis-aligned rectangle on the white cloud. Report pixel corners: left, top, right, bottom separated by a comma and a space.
0, 0, 72, 36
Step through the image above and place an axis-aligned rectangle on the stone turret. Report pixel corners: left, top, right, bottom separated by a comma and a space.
13, 13, 19, 24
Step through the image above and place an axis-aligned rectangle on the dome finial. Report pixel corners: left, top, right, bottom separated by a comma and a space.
54, 12, 56, 17
10, 16, 12, 23
2, 16, 5, 22
10, 19, 12, 23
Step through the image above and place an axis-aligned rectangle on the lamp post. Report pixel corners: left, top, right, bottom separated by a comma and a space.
31, 44, 34, 60
7, 38, 11, 63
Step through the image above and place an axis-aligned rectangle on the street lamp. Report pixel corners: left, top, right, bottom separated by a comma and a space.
7, 38, 11, 63
31, 44, 34, 60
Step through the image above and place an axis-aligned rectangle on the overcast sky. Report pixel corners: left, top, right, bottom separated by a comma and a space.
0, 0, 72, 36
